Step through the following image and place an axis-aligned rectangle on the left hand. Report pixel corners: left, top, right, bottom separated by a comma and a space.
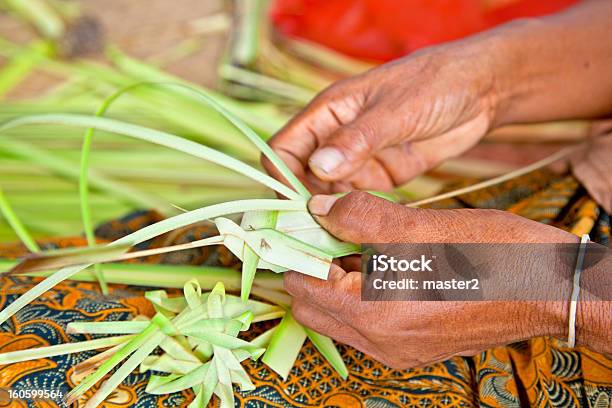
284, 192, 577, 368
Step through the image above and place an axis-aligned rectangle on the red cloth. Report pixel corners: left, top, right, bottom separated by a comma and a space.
270, 0, 579, 61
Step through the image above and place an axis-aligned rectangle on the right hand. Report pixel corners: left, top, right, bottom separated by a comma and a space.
263, 44, 501, 194
284, 192, 584, 368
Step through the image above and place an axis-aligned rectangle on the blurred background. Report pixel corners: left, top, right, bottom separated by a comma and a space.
0, 0, 594, 243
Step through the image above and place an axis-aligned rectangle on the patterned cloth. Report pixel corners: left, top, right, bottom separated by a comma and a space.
0, 169, 611, 408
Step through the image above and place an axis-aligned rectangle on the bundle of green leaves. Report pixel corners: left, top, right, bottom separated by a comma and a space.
0, 81, 352, 406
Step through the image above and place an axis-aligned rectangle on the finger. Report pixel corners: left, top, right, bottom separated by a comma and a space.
313, 159, 395, 194
261, 148, 307, 192
375, 143, 429, 186
284, 264, 346, 301
305, 171, 336, 194
291, 298, 370, 349
307, 191, 417, 243
340, 255, 361, 272
397, 120, 486, 183
263, 83, 361, 180
292, 299, 343, 335
308, 109, 398, 181
329, 180, 353, 194
308, 191, 462, 244
457, 349, 482, 357
346, 159, 395, 191
284, 265, 362, 315
293, 299, 412, 370
372, 114, 488, 187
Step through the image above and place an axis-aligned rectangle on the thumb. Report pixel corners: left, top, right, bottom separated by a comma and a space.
308, 111, 392, 181
308, 191, 412, 244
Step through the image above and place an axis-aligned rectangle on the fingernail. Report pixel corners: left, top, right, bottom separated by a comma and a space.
308, 195, 338, 216
309, 147, 345, 175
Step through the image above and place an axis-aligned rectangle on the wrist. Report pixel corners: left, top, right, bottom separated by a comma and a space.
435, 20, 540, 131
468, 18, 551, 128
576, 301, 611, 353
520, 300, 568, 341
524, 242, 612, 353
514, 233, 580, 342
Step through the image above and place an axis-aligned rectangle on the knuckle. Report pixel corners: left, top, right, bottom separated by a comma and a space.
267, 135, 283, 149
322, 77, 353, 96
352, 121, 376, 148
337, 191, 375, 211
332, 121, 375, 159
307, 82, 345, 114
335, 191, 377, 221
309, 317, 338, 337
329, 191, 407, 242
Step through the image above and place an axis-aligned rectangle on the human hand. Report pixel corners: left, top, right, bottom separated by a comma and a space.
266, 0, 612, 195
284, 192, 579, 368
263, 45, 500, 194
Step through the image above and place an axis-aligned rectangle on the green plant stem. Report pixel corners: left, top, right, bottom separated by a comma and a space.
0, 114, 303, 200
0, 334, 135, 365
230, 0, 264, 67
3, 0, 64, 39
0, 41, 50, 99
65, 325, 159, 403
305, 328, 348, 379
0, 138, 172, 213
107, 47, 288, 135
0, 260, 284, 292
0, 187, 40, 252
88, 81, 310, 199
78, 84, 138, 294
220, 63, 315, 105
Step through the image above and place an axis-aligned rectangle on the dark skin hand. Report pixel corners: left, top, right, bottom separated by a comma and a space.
263, 0, 612, 367
263, 47, 495, 194
263, 0, 612, 194
284, 193, 611, 368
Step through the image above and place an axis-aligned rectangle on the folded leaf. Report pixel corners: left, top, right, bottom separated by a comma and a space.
275, 210, 359, 257
0, 199, 304, 326
140, 354, 201, 375
216, 217, 333, 279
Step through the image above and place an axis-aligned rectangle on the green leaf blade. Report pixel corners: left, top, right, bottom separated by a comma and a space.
0, 114, 303, 200
0, 199, 304, 326
305, 329, 348, 379
261, 311, 306, 380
